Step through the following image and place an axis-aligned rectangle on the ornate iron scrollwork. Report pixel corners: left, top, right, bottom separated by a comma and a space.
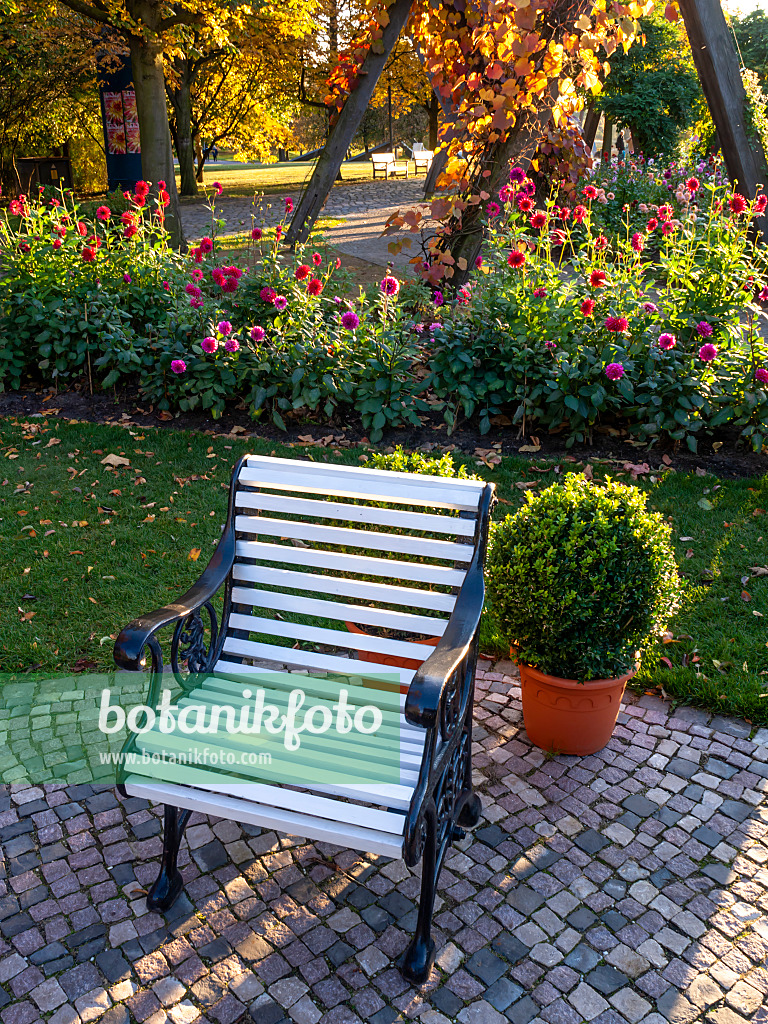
171, 601, 218, 683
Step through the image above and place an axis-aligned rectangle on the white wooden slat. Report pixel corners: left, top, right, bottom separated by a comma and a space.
198, 668, 414, 719
219, 640, 415, 685
235, 490, 476, 537
235, 515, 472, 563
235, 540, 466, 588
230, 587, 447, 637
177, 691, 425, 760
227, 612, 435, 663
174, 692, 425, 761
127, 746, 410, 831
136, 727, 417, 787
123, 777, 405, 859
232, 564, 457, 614
238, 464, 481, 512
243, 453, 484, 494
197, 670, 427, 744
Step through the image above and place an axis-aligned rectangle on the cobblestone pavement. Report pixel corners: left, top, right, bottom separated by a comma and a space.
3, 662, 768, 1024
180, 178, 430, 273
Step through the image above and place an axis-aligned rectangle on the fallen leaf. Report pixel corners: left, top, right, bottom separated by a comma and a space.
17, 608, 35, 622
101, 454, 130, 468
741, 591, 752, 602
519, 445, 541, 453
748, 566, 768, 577
697, 498, 714, 510
44, 438, 61, 448
662, 455, 672, 466
515, 481, 539, 490
188, 548, 202, 561
685, 549, 694, 559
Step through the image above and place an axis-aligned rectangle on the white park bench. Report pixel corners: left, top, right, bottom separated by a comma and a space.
371, 151, 411, 179
114, 454, 495, 983
412, 141, 434, 172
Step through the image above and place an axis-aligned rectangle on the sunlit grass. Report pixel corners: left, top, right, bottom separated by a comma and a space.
1, 418, 765, 723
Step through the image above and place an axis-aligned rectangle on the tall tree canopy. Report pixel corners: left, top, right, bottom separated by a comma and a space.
54, 0, 250, 247
596, 9, 701, 155
166, 0, 315, 195
733, 9, 768, 92
0, 1, 100, 193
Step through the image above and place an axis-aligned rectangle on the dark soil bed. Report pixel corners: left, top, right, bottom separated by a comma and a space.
1, 383, 766, 478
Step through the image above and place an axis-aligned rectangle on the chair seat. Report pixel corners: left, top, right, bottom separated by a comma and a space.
123, 666, 428, 859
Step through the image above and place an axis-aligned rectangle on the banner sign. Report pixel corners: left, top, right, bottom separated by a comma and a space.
98, 54, 142, 192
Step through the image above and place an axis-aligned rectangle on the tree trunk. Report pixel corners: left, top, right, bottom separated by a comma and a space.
582, 105, 599, 149
428, 93, 439, 151
195, 135, 205, 182
169, 61, 197, 197
447, 79, 563, 288
602, 117, 613, 162
129, 32, 186, 249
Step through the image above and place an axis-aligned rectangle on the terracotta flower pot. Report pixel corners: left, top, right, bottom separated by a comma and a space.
517, 659, 635, 756
345, 622, 439, 693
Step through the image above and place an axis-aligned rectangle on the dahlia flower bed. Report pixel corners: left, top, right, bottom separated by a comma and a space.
432, 164, 768, 450
1, 170, 767, 451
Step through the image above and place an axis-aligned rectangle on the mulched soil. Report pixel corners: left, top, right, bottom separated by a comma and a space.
2, 383, 766, 478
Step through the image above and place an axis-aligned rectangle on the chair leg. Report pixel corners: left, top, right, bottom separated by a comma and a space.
146, 805, 190, 912
402, 806, 438, 985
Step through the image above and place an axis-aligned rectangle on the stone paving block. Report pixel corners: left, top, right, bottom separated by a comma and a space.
5, 670, 768, 1024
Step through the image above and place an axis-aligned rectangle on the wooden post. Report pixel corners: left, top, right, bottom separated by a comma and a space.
285, 0, 415, 245
582, 105, 600, 149
679, 0, 768, 240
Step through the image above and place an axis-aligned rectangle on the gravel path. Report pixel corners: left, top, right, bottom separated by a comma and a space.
180, 178, 432, 274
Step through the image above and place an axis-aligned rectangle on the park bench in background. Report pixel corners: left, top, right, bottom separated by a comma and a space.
412, 141, 434, 172
114, 455, 495, 983
371, 151, 411, 179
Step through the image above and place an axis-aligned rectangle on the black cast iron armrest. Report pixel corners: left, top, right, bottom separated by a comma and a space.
404, 484, 495, 730
113, 455, 247, 671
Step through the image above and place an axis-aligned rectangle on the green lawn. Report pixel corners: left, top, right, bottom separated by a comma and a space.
1, 417, 766, 724
179, 159, 379, 201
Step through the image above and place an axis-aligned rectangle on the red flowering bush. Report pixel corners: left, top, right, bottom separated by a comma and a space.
429, 167, 768, 450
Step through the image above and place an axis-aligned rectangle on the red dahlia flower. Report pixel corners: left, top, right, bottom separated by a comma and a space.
507, 250, 526, 269
729, 193, 748, 215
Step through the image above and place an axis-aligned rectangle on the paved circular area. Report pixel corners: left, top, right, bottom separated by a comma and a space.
2, 665, 768, 1024
180, 179, 430, 273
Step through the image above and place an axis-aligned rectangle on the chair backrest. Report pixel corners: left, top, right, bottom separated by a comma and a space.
371, 153, 393, 165
220, 455, 488, 685
413, 142, 425, 152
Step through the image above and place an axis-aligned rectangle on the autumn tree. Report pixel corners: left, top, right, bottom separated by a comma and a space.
54, 0, 240, 248
0, 1, 99, 193
166, 0, 314, 196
